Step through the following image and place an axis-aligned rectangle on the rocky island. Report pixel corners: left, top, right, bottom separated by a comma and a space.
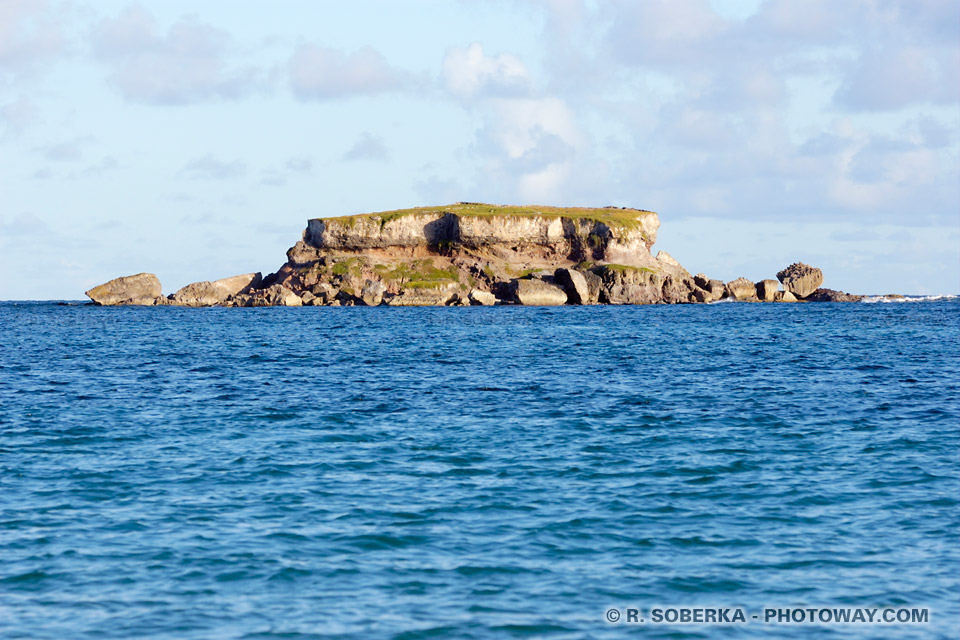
85, 203, 859, 306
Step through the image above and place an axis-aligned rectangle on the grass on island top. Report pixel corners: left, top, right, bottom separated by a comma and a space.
318, 203, 656, 230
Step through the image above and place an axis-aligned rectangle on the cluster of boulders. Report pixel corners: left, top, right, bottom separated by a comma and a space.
85, 272, 263, 306
708, 263, 860, 303
85, 261, 859, 307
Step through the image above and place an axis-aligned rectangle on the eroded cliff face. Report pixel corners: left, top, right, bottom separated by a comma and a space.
303, 207, 660, 261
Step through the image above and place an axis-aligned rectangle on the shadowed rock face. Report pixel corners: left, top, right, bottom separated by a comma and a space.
468, 289, 496, 306
85, 273, 162, 306
693, 274, 725, 302
756, 279, 779, 302
555, 268, 600, 305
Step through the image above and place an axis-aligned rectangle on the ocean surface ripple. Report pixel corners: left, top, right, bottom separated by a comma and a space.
1, 301, 958, 639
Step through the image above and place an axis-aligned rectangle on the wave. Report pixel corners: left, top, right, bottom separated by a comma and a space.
861, 294, 959, 304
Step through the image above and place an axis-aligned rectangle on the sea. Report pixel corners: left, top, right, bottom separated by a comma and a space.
1, 298, 958, 639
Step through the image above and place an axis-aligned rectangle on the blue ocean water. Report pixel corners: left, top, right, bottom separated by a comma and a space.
1, 301, 958, 639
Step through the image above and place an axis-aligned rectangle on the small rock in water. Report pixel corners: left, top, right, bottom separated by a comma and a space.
85, 273, 163, 306
724, 277, 756, 301
511, 278, 568, 305
361, 280, 386, 306
777, 262, 823, 299
171, 273, 261, 307
468, 289, 497, 306
804, 288, 862, 302
756, 279, 779, 302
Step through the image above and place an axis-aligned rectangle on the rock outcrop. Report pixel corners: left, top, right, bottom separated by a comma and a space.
661, 275, 699, 304
85, 204, 857, 307
594, 265, 664, 304
85, 273, 163, 306
233, 284, 302, 307
725, 277, 757, 301
468, 289, 497, 306
171, 273, 261, 307
361, 280, 386, 306
555, 268, 600, 305
777, 262, 823, 299
511, 278, 568, 306
756, 279, 779, 302
693, 274, 725, 302
804, 288, 862, 302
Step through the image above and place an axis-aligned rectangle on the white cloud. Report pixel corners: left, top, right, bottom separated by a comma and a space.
749, 0, 853, 42
485, 97, 582, 158
835, 46, 956, 110
91, 6, 266, 105
465, 97, 589, 203
496, 0, 960, 221
605, 0, 728, 66
0, 0, 65, 74
288, 44, 404, 100
442, 43, 530, 98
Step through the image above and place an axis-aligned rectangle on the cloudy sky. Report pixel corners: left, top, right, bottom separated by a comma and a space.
1, 0, 958, 299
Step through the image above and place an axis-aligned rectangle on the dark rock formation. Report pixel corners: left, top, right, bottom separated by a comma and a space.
233, 284, 302, 307
554, 268, 601, 305
693, 274, 725, 302
804, 288, 862, 302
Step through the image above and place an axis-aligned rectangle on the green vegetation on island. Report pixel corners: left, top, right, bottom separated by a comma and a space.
322, 202, 657, 232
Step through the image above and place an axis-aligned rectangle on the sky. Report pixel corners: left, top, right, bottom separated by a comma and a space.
1, 0, 958, 299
